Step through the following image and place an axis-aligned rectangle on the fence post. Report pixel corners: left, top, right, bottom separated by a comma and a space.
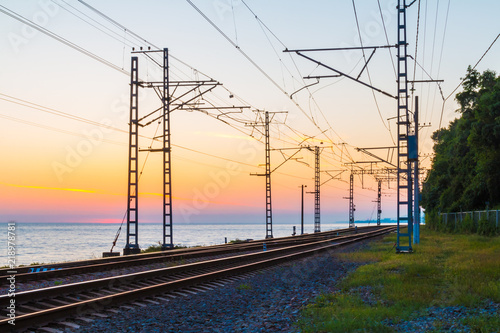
497, 210, 498, 229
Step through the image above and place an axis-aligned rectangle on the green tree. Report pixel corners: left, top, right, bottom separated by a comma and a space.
421, 67, 500, 213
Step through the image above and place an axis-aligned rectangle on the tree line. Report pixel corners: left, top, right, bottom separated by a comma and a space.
421, 67, 500, 216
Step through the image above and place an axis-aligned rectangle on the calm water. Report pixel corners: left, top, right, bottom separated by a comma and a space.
0, 222, 350, 266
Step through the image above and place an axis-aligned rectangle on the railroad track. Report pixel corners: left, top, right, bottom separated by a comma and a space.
0, 225, 382, 285
0, 226, 395, 331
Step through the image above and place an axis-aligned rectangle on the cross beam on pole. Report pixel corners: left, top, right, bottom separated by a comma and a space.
355, 146, 397, 168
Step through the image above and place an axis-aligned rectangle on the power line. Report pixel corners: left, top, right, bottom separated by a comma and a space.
75, 0, 358, 172
430, 0, 451, 120
1, 92, 319, 180
0, 113, 126, 146
55, 0, 134, 50
186, 0, 359, 167
351, 0, 395, 145
184, 0, 288, 97
421, 0, 430, 122
412, 0, 422, 88
0, 4, 299, 159
0, 93, 262, 170
76, 0, 217, 82
239, 1, 362, 165
377, 0, 397, 78
4, 1, 359, 179
425, 0, 440, 118
71, 1, 318, 154
0, 4, 129, 76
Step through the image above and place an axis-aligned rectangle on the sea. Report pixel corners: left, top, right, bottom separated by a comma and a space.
0, 222, 354, 266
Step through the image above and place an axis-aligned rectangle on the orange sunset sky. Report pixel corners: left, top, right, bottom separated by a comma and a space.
1, 0, 499, 226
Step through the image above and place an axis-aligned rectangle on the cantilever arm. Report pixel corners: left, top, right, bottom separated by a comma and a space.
292, 51, 397, 99
271, 148, 303, 173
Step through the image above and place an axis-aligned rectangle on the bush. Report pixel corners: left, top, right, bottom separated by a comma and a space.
478, 218, 497, 236
141, 242, 188, 253
425, 210, 500, 236
425, 211, 440, 231
460, 214, 476, 234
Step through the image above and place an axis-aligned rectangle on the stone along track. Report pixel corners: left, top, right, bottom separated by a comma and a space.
0, 226, 395, 331
0, 225, 382, 286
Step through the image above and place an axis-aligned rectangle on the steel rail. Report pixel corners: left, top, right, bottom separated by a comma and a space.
4, 227, 391, 303
1, 225, 361, 275
0, 225, 382, 283
0, 226, 395, 331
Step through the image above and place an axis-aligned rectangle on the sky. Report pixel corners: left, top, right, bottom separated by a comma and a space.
0, 0, 499, 228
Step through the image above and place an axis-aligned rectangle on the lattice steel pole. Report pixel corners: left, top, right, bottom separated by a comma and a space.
162, 48, 174, 250
413, 96, 420, 244
124, 56, 140, 255
377, 180, 382, 225
265, 111, 273, 239
314, 146, 321, 233
396, 0, 413, 252
348, 173, 355, 228
300, 184, 306, 235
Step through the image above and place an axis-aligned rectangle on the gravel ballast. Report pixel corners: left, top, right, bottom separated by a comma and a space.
66, 242, 369, 333
34, 236, 499, 332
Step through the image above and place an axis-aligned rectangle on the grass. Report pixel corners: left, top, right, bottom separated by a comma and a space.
228, 238, 246, 244
236, 283, 252, 291
296, 226, 500, 332
460, 314, 500, 333
141, 242, 188, 253
16, 262, 45, 267
426, 210, 499, 236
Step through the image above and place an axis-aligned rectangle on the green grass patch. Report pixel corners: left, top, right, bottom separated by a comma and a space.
296, 226, 500, 332
426, 211, 499, 236
228, 238, 247, 244
460, 314, 500, 333
141, 242, 188, 253
236, 283, 252, 291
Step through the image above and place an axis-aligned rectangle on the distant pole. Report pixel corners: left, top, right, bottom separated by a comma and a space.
249, 110, 288, 239
306, 147, 322, 233
300, 185, 307, 234
349, 173, 355, 228
413, 96, 420, 244
377, 180, 382, 225
264, 111, 273, 239
314, 147, 321, 233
